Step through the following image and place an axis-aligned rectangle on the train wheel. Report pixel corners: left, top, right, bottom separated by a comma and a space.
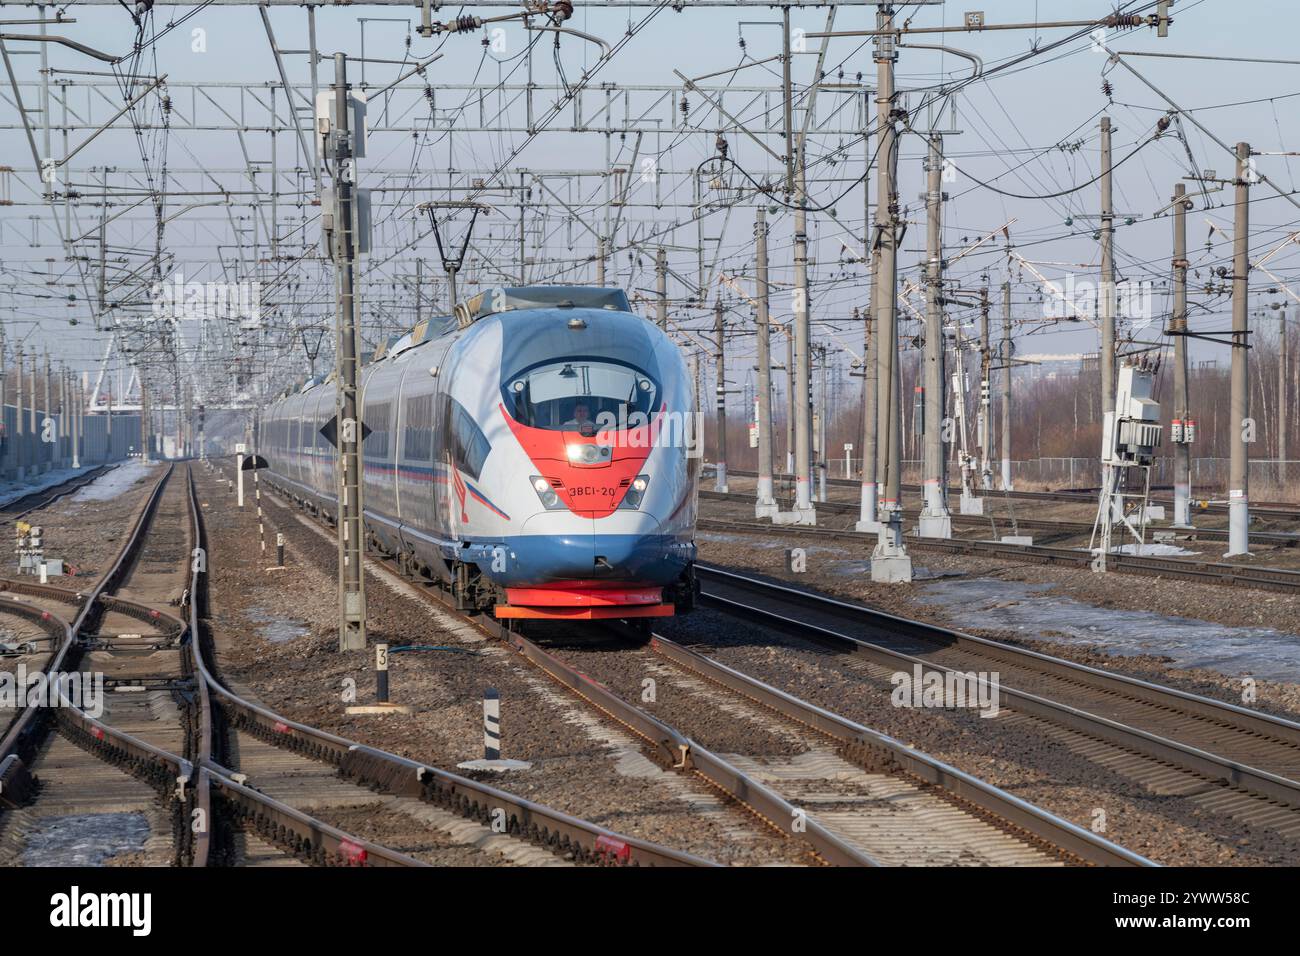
623, 619, 653, 644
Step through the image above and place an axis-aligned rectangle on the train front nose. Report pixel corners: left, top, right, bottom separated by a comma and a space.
490, 510, 685, 620
504, 510, 684, 585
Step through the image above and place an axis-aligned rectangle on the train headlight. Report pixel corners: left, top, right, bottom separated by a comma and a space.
620, 474, 651, 510
529, 475, 564, 510
566, 443, 609, 464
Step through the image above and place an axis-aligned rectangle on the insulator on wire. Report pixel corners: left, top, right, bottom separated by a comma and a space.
444, 15, 481, 34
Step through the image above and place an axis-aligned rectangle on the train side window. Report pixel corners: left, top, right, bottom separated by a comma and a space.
404, 394, 434, 461
364, 401, 391, 458
445, 399, 490, 481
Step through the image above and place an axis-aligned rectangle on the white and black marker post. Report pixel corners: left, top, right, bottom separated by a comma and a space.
276, 533, 285, 567
344, 641, 409, 715
375, 643, 389, 704
457, 688, 529, 771
483, 687, 500, 760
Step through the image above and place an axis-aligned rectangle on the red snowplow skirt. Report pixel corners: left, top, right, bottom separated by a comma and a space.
495, 585, 674, 620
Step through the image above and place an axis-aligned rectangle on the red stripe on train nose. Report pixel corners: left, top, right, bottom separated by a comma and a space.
499, 403, 658, 518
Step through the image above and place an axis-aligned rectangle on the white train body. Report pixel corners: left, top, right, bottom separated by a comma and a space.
261, 287, 699, 620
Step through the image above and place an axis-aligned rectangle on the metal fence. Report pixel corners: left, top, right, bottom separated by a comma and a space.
0, 404, 143, 479
889, 457, 1300, 494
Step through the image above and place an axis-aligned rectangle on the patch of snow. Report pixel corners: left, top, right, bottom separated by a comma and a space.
1100, 542, 1199, 557
68, 458, 158, 502
917, 577, 1300, 683
0, 464, 120, 509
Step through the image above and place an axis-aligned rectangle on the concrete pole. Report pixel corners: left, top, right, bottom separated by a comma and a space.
713, 298, 728, 493
690, 350, 700, 421
1001, 280, 1013, 490
656, 247, 667, 330
58, 365, 66, 467
869, 5, 910, 581
1227, 141, 1252, 556
334, 52, 367, 650
857, 106, 880, 533
1100, 116, 1117, 481
1171, 182, 1193, 527
0, 323, 6, 479
42, 353, 50, 472
857, 292, 879, 531
105, 374, 112, 460
71, 377, 80, 469
140, 381, 150, 462
754, 208, 777, 516
788, 158, 815, 521
1280, 306, 1288, 486
27, 353, 36, 472
977, 284, 993, 490
14, 346, 23, 479
919, 134, 951, 537
784, 330, 795, 473
415, 257, 423, 329
817, 345, 828, 502
595, 236, 606, 286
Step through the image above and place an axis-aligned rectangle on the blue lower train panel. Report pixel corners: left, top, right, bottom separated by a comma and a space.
485, 532, 695, 586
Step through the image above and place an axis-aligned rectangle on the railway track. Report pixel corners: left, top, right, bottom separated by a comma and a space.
718, 467, 1300, 524
246, 463, 1151, 867
185, 463, 710, 867
570, 625, 1150, 865
692, 563, 1300, 844
0, 465, 427, 867
700, 489, 1300, 548
0, 465, 114, 523
698, 513, 1300, 595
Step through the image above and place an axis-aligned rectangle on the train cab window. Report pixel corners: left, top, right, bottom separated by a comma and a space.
503, 360, 658, 434
443, 398, 490, 480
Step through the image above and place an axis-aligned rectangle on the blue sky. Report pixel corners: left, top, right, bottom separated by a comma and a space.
2, 0, 1297, 389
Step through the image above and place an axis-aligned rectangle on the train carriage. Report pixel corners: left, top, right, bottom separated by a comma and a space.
260, 286, 699, 622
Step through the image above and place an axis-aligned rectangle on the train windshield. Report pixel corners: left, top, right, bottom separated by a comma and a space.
503, 360, 659, 433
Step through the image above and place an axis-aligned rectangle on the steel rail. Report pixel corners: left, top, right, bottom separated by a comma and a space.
2, 468, 423, 868
49, 672, 426, 867
699, 564, 1300, 750
695, 564, 1300, 810
468, 604, 880, 866
698, 516, 1300, 595
0, 463, 173, 765
699, 489, 1300, 547
1, 464, 114, 522
183, 466, 713, 868
252, 464, 879, 864
718, 467, 1300, 522
252, 463, 1157, 866
645, 630, 1153, 866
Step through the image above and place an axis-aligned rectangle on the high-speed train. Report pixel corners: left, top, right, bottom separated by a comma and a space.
260, 286, 699, 622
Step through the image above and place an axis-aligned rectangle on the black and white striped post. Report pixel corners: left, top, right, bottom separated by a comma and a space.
375, 643, 389, 704
253, 467, 267, 556
457, 688, 530, 771
276, 533, 285, 567
483, 687, 500, 760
